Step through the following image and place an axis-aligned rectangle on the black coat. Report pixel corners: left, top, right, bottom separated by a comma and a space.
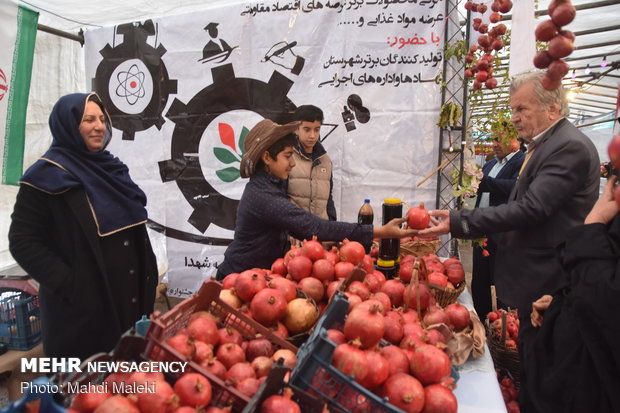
9, 185, 157, 360
521, 220, 620, 413
474, 150, 525, 208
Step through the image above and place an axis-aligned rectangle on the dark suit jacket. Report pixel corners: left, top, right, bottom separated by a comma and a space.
9, 185, 157, 359
475, 150, 525, 208
451, 118, 600, 312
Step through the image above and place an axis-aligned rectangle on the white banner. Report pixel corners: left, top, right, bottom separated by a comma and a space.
84, 0, 445, 297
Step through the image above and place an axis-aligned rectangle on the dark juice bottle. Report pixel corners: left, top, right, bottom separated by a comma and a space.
357, 199, 374, 225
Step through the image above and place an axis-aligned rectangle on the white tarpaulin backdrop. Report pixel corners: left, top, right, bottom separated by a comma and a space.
83, 0, 445, 296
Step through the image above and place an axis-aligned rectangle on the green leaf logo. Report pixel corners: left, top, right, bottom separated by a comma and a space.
213, 122, 248, 182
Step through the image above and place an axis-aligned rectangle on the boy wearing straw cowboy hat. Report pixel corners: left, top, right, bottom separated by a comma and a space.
216, 119, 418, 280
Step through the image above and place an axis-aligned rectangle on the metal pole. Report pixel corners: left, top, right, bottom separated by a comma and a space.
37, 24, 84, 46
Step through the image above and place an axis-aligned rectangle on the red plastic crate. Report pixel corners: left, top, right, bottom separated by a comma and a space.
144, 280, 298, 411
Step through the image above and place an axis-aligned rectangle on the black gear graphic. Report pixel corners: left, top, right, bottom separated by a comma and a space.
159, 63, 296, 233
92, 20, 178, 140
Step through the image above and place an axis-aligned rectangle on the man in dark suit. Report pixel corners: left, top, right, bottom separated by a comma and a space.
419, 70, 600, 384
472, 136, 525, 317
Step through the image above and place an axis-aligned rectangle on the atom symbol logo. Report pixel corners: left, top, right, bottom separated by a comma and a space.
115, 63, 146, 105
108, 58, 153, 114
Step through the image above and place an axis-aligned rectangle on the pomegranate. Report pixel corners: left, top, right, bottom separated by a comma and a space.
193, 341, 214, 363
217, 326, 243, 346
235, 270, 267, 302
409, 344, 452, 385
403, 322, 425, 339
406, 204, 430, 229
302, 236, 325, 261
219, 288, 242, 308
92, 395, 138, 413
548, 59, 570, 80
444, 302, 471, 330
401, 310, 421, 325
403, 283, 432, 311
422, 384, 457, 413
283, 245, 304, 265
382, 373, 425, 413
271, 348, 297, 368
548, 35, 573, 58
221, 273, 239, 289
173, 373, 212, 407
283, 298, 318, 334
311, 259, 335, 283
535, 19, 558, 42
246, 337, 275, 361
383, 315, 405, 344
267, 276, 297, 302
324, 246, 339, 265
608, 134, 620, 168
380, 345, 410, 375
251, 356, 274, 378
399, 260, 414, 283
226, 362, 256, 385
287, 255, 313, 281
541, 74, 562, 91
343, 292, 362, 313
71, 386, 112, 412
380, 279, 406, 307
346, 280, 371, 301
250, 288, 288, 326
326, 328, 346, 345
166, 333, 195, 359
425, 261, 445, 274
216, 343, 246, 369
131, 380, 179, 413
359, 350, 390, 389
344, 302, 385, 348
425, 328, 447, 346
236, 377, 261, 397
269, 321, 289, 339
339, 240, 366, 265
427, 272, 448, 287
270, 258, 287, 276
334, 261, 355, 279
332, 342, 369, 382
445, 264, 464, 285
423, 306, 450, 326
372, 291, 392, 314
326, 280, 343, 299
200, 358, 227, 380
187, 315, 219, 346
260, 388, 301, 413
551, 2, 576, 26
364, 270, 386, 293
297, 277, 325, 303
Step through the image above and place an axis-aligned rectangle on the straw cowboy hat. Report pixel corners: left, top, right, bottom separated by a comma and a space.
239, 119, 300, 178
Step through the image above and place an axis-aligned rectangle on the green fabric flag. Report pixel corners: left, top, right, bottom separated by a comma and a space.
0, 3, 38, 185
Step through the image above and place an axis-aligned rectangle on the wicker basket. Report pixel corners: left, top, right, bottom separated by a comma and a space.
399, 238, 441, 258
485, 309, 520, 388
428, 282, 466, 308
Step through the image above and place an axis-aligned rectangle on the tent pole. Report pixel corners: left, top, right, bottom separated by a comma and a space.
37, 24, 84, 46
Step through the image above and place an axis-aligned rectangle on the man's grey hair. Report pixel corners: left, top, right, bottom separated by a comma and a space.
510, 70, 570, 117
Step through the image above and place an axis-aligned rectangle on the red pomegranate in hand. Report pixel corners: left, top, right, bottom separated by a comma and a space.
406, 203, 430, 229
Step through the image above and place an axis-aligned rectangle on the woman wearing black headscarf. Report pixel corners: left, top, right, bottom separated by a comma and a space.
9, 93, 157, 360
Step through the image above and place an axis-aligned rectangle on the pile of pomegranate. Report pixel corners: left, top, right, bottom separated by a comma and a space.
310, 290, 467, 413
533, 0, 576, 90
67, 370, 221, 413
463, 0, 513, 90
487, 308, 519, 349
218, 238, 374, 338
498, 370, 521, 413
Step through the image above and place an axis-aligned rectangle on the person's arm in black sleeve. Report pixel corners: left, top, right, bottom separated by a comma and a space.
450, 138, 593, 238
8, 185, 74, 301
327, 173, 337, 221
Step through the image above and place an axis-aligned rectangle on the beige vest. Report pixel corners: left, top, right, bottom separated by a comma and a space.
288, 150, 333, 219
